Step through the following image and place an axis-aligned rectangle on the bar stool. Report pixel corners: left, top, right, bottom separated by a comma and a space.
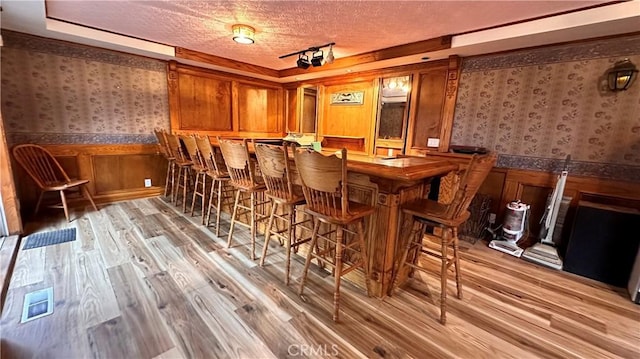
294, 147, 373, 322
194, 134, 233, 235
180, 134, 207, 218
391, 153, 496, 324
254, 141, 312, 285
164, 132, 193, 212
218, 137, 268, 260
153, 128, 176, 200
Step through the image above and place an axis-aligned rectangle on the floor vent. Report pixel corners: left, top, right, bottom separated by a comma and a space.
21, 287, 54, 323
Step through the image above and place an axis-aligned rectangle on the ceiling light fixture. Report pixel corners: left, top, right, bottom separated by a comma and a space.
297, 53, 310, 69
232, 24, 255, 44
607, 58, 638, 91
279, 42, 335, 70
311, 50, 324, 67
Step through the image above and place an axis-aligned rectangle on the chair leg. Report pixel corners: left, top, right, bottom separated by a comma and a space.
182, 167, 189, 213
333, 226, 344, 322
82, 185, 98, 211
356, 220, 372, 296
34, 191, 45, 217
190, 172, 199, 216
205, 178, 215, 227
285, 206, 295, 286
452, 227, 463, 300
215, 180, 224, 237
60, 190, 70, 222
250, 192, 256, 260
259, 201, 277, 267
299, 219, 320, 296
440, 230, 449, 325
227, 189, 241, 248
390, 216, 417, 295
164, 161, 172, 197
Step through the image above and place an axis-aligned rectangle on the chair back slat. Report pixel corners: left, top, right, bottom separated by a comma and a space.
218, 137, 260, 189
153, 128, 173, 159
254, 142, 294, 201
180, 134, 205, 171
446, 153, 497, 219
194, 134, 226, 176
164, 132, 191, 165
12, 144, 71, 188
294, 148, 348, 218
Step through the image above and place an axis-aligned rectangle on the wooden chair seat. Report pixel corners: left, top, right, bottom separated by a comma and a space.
392, 152, 496, 325
401, 198, 471, 228
12, 144, 98, 222
304, 200, 375, 226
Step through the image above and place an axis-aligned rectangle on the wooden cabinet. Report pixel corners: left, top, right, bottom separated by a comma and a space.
285, 86, 318, 134
405, 55, 461, 155
168, 61, 284, 138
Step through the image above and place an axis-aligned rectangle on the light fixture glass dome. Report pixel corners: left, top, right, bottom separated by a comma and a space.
232, 24, 255, 44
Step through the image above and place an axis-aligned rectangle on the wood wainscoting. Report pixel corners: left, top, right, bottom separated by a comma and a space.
12, 143, 166, 217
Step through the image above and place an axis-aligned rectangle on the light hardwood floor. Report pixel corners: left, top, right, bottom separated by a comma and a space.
1, 197, 638, 358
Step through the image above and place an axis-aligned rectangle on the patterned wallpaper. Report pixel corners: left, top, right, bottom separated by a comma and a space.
1, 31, 170, 145
452, 35, 640, 182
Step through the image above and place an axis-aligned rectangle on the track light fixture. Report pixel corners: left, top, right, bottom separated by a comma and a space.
311, 50, 324, 67
279, 42, 336, 70
297, 53, 310, 69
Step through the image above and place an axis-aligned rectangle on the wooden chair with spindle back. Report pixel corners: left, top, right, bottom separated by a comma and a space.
164, 132, 193, 212
217, 137, 268, 260
293, 147, 374, 322
253, 141, 312, 285
391, 152, 497, 324
153, 128, 176, 199
12, 144, 98, 222
194, 134, 232, 235
180, 134, 208, 218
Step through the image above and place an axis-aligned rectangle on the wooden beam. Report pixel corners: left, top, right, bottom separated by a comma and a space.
0, 112, 22, 235
278, 35, 452, 78
176, 47, 280, 78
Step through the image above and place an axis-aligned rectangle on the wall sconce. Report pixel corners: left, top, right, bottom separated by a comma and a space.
296, 53, 310, 69
232, 24, 255, 44
279, 42, 336, 70
607, 59, 638, 91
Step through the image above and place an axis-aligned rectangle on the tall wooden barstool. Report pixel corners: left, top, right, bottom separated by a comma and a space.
194, 134, 232, 235
392, 153, 496, 324
254, 141, 312, 285
153, 128, 176, 200
180, 134, 207, 218
294, 147, 373, 322
218, 137, 268, 260
164, 132, 193, 212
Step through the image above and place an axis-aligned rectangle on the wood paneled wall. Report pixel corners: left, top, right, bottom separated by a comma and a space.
168, 61, 284, 138
318, 80, 378, 153
12, 144, 165, 217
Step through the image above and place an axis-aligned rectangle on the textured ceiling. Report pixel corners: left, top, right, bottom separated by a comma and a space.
45, 0, 612, 71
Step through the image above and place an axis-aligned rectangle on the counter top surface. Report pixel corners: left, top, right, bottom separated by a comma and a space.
343, 154, 459, 181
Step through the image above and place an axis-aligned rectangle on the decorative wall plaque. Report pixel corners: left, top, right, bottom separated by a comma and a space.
330, 91, 364, 105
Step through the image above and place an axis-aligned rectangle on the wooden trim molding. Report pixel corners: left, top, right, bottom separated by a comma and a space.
176, 47, 280, 78
0, 113, 23, 235
439, 55, 461, 152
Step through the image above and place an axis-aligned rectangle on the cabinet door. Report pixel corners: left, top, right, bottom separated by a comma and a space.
237, 83, 282, 133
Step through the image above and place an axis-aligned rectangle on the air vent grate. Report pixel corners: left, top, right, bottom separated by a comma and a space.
21, 287, 54, 323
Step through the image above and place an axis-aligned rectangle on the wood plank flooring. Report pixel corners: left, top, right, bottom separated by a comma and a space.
1, 197, 638, 359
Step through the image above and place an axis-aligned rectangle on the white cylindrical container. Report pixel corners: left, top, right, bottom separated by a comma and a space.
502, 201, 528, 241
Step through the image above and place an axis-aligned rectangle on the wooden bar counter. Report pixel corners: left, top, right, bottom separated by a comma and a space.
336, 154, 458, 297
